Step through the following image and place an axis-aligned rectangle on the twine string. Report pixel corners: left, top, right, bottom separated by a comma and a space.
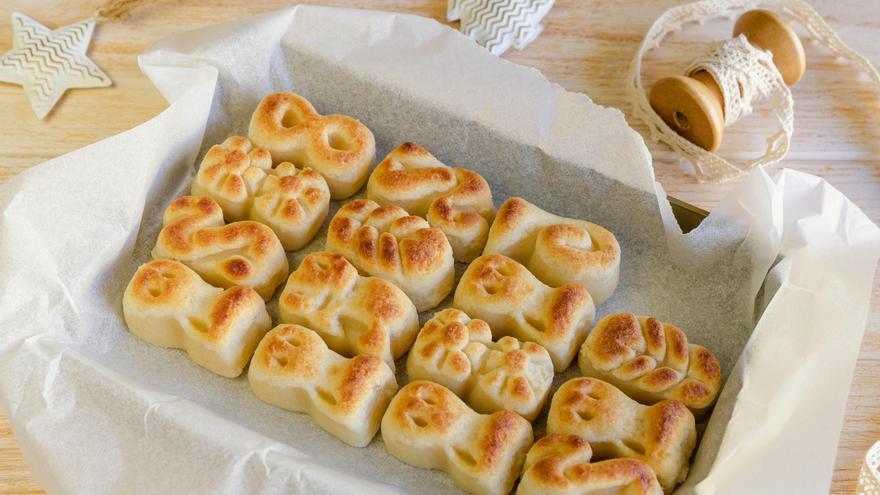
93, 0, 157, 21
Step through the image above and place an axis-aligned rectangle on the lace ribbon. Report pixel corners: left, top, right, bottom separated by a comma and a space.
859, 441, 880, 495
628, 0, 880, 183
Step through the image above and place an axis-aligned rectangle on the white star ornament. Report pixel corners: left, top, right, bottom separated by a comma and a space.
0, 13, 111, 119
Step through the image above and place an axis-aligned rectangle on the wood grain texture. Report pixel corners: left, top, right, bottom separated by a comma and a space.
0, 1, 877, 493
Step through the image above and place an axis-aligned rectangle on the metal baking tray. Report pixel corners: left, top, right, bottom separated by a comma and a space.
669, 195, 710, 233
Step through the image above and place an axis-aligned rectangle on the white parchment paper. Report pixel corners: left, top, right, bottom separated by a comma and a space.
0, 6, 877, 494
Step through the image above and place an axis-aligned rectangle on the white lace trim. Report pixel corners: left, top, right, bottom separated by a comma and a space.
628, 0, 880, 183
859, 441, 880, 495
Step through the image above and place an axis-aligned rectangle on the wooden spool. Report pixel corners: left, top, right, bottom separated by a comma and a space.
649, 9, 806, 152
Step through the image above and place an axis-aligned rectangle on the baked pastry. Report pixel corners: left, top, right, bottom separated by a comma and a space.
326, 199, 454, 311
483, 197, 621, 305
366, 142, 495, 261
122, 259, 271, 378
546, 377, 696, 493
517, 434, 663, 495
452, 254, 595, 371
381, 381, 533, 495
248, 92, 376, 199
278, 252, 419, 369
578, 313, 721, 418
151, 195, 289, 300
191, 136, 330, 251
406, 308, 553, 421
248, 324, 397, 447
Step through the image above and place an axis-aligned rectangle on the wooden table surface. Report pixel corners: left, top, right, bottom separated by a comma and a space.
0, 0, 877, 493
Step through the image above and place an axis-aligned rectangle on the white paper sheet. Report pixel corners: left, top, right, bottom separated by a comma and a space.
0, 6, 877, 494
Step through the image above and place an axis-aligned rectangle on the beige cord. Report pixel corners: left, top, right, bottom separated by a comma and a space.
94, 0, 158, 21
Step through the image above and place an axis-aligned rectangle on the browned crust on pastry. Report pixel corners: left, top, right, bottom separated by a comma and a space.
201, 220, 277, 257
526, 434, 658, 492
369, 144, 493, 253
252, 92, 318, 139
260, 325, 322, 377
592, 313, 641, 364
585, 314, 721, 411
399, 141, 427, 155
208, 285, 260, 340
391, 213, 428, 230
337, 354, 385, 412
378, 232, 399, 265
161, 196, 280, 260
375, 142, 456, 188
223, 258, 250, 278
278, 252, 415, 365
197, 136, 271, 198
640, 367, 679, 389
390, 381, 463, 434
692, 346, 721, 382
345, 198, 380, 216
527, 434, 590, 487
326, 215, 354, 244
127, 259, 191, 303
644, 316, 665, 353
414, 311, 481, 375
555, 378, 617, 420
617, 356, 651, 377
419, 320, 466, 358
509, 375, 531, 401
308, 114, 374, 169
253, 93, 374, 167
273, 169, 329, 217
430, 196, 455, 222
503, 349, 527, 372
677, 379, 711, 405
161, 196, 222, 253
468, 254, 529, 298
548, 378, 693, 493
294, 252, 356, 288
566, 458, 657, 490
537, 222, 619, 269
356, 323, 389, 356
202, 148, 248, 195
476, 410, 529, 471
671, 346, 721, 408
454, 168, 490, 196
662, 321, 689, 364
548, 285, 591, 337
127, 259, 261, 344
399, 228, 449, 273
330, 199, 450, 274
358, 277, 406, 323
494, 197, 528, 231
645, 400, 692, 449
534, 432, 591, 452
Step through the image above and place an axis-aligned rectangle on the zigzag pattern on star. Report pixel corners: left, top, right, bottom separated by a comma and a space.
482, 2, 548, 53
4, 17, 98, 97
464, 0, 550, 51
0, 13, 110, 119
4, 39, 92, 100
447, 0, 554, 56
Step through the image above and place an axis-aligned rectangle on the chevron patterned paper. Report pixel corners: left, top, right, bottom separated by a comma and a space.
0, 13, 111, 119
447, 0, 555, 56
